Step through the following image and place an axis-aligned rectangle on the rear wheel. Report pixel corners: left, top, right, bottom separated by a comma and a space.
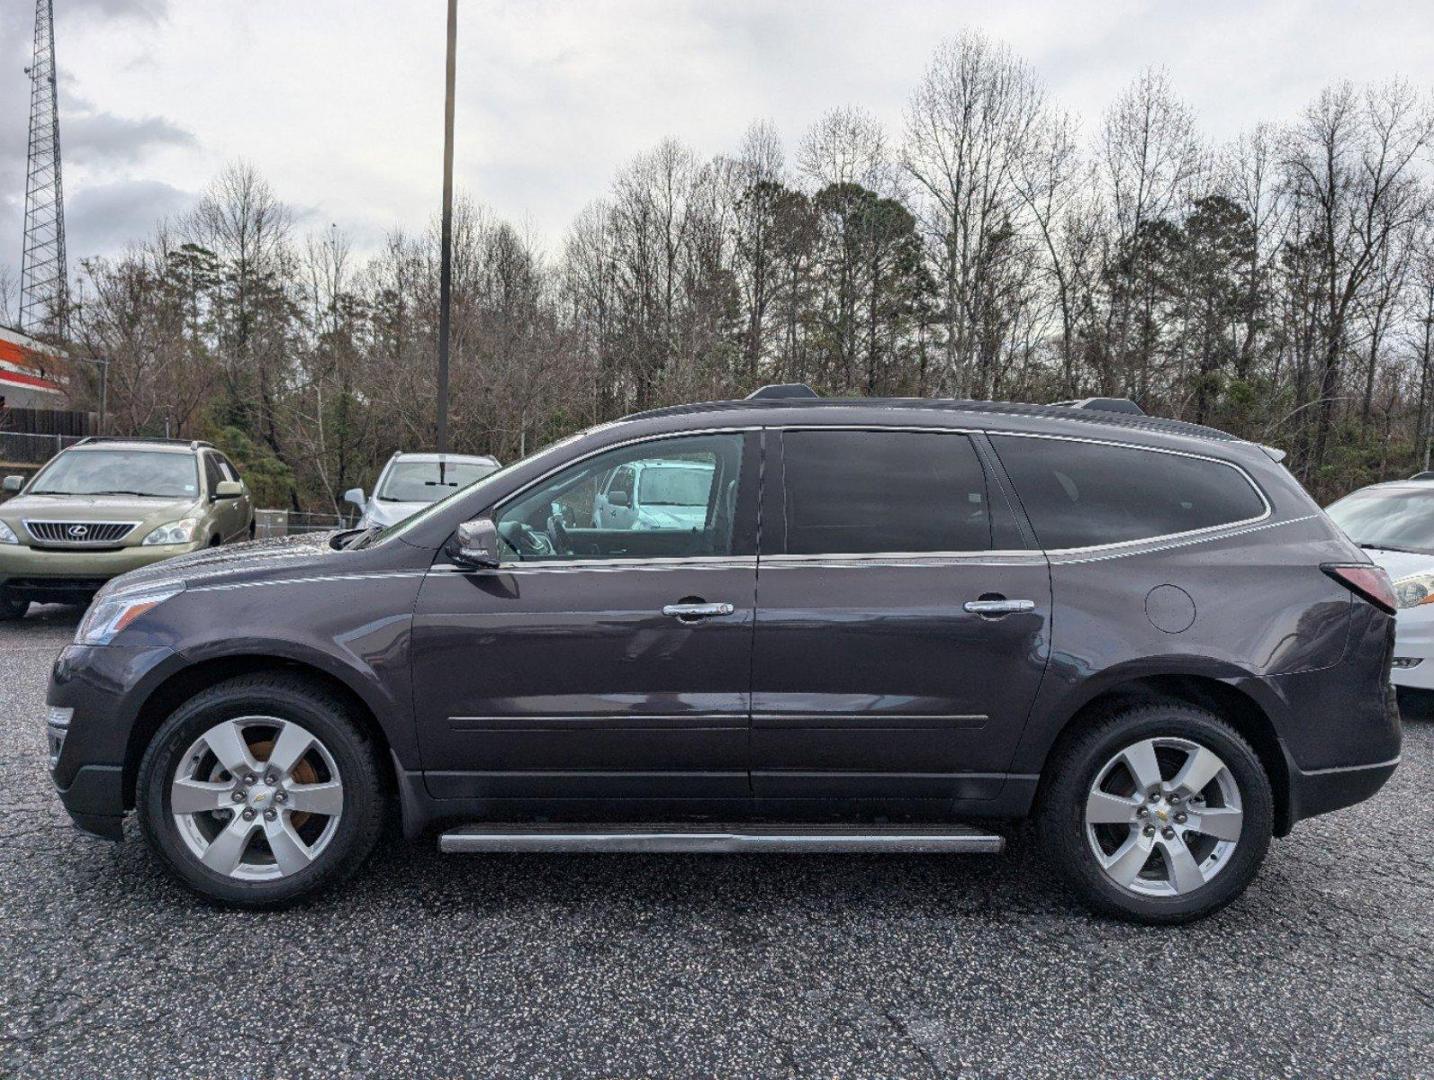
136, 673, 388, 907
1037, 703, 1273, 924
0, 593, 28, 621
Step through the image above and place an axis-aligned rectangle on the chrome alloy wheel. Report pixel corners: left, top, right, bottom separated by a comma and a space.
1084, 737, 1244, 897
170, 716, 344, 881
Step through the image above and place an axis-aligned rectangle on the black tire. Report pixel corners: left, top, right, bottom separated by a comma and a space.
136, 673, 388, 908
1037, 703, 1273, 925
0, 594, 28, 621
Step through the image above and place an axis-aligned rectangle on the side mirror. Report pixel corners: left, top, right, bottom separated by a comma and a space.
607, 490, 631, 508
343, 487, 366, 510
1, 475, 22, 494
453, 516, 501, 570
213, 480, 244, 499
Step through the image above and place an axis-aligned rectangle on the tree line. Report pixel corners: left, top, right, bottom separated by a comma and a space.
22, 31, 1434, 509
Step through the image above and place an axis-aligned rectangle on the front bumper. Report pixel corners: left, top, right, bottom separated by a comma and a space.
47, 641, 182, 839
0, 541, 203, 600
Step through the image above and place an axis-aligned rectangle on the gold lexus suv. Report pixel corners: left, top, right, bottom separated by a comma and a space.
0, 437, 253, 619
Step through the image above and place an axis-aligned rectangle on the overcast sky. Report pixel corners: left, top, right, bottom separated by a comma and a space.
3, 0, 1433, 293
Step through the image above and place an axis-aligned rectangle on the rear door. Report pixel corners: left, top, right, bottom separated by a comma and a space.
751, 428, 1052, 800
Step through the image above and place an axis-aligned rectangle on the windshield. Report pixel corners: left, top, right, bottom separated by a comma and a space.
1326, 487, 1434, 554
372, 426, 606, 547
29, 450, 199, 499
378, 459, 498, 503
638, 465, 712, 506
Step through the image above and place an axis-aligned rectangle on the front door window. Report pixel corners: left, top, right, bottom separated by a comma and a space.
494, 432, 745, 562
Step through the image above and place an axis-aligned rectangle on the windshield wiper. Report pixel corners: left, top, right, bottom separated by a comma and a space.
88, 489, 164, 497
1357, 542, 1428, 555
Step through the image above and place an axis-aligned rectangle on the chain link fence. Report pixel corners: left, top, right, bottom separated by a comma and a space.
1, 430, 85, 467
253, 509, 359, 538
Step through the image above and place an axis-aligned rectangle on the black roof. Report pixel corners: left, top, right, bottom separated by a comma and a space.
623, 394, 1242, 444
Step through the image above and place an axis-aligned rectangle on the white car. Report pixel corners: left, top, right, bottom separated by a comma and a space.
592, 458, 716, 531
1326, 478, 1434, 694
345, 452, 501, 530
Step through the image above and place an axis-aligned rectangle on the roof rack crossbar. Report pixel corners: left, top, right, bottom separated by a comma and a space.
745, 383, 820, 401
1049, 397, 1146, 416
71, 436, 213, 449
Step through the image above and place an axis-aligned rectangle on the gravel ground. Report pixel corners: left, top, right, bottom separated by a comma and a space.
1, 606, 1431, 1079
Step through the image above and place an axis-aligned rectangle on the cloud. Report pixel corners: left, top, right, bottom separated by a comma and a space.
60, 0, 168, 23
65, 112, 196, 166
65, 178, 195, 257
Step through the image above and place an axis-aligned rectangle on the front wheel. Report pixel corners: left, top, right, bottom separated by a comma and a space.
136, 673, 388, 908
0, 593, 28, 621
1037, 703, 1273, 924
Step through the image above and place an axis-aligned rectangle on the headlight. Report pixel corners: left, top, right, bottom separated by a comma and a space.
0, 520, 17, 545
75, 586, 183, 645
142, 519, 199, 546
1392, 571, 1434, 610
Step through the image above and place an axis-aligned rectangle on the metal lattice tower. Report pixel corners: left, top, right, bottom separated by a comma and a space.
19, 0, 67, 338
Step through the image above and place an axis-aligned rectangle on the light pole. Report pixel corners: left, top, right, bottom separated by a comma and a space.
436, 0, 457, 455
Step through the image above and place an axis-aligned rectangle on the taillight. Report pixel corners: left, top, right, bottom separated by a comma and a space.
1322, 563, 1398, 614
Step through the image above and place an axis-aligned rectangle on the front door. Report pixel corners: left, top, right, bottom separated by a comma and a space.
751, 428, 1051, 800
412, 430, 759, 801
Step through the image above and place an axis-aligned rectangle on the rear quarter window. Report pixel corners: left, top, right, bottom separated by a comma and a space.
991, 435, 1267, 550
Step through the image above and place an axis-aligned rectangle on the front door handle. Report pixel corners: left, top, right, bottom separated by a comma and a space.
662, 602, 735, 621
963, 599, 1036, 615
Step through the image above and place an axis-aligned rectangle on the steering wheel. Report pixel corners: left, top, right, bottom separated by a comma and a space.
545, 511, 571, 556
504, 520, 554, 558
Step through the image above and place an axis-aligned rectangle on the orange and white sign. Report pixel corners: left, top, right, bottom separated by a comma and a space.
0, 324, 68, 404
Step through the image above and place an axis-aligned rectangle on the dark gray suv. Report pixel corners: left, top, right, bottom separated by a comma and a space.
46, 388, 1401, 923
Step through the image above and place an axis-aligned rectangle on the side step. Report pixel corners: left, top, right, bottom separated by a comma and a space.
438, 822, 1005, 854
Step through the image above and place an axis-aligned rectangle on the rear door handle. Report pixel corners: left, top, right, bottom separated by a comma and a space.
662, 602, 735, 620
963, 599, 1036, 615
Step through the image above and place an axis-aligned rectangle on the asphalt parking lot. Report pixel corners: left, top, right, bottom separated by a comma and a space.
1, 607, 1431, 1079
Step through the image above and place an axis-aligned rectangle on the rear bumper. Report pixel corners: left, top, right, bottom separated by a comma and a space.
1284, 755, 1398, 828
0, 541, 203, 599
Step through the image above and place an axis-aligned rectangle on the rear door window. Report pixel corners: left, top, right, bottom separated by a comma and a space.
779, 430, 992, 554
991, 435, 1266, 550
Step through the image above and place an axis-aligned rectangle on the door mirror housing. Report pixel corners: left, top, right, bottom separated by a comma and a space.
213, 479, 244, 500
453, 516, 502, 569
607, 490, 631, 508
343, 487, 366, 510
1, 475, 22, 494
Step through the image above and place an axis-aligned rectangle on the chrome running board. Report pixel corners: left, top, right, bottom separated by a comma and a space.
439, 823, 1005, 854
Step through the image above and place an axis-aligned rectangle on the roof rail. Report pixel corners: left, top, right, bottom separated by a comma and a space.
72, 436, 214, 450
1409, 471, 1434, 481
745, 383, 820, 401
1050, 397, 1146, 416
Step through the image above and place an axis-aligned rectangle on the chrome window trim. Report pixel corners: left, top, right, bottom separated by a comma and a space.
447, 420, 1275, 569
1052, 513, 1316, 565
760, 551, 1043, 569
983, 429, 1273, 558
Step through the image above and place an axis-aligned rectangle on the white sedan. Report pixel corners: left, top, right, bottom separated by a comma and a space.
1326, 478, 1434, 693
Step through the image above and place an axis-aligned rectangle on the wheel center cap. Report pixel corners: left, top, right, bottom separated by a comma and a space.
248, 784, 275, 809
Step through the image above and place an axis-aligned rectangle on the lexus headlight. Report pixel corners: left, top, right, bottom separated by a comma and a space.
1392, 571, 1434, 610
0, 520, 17, 545
76, 586, 183, 645
142, 519, 199, 546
